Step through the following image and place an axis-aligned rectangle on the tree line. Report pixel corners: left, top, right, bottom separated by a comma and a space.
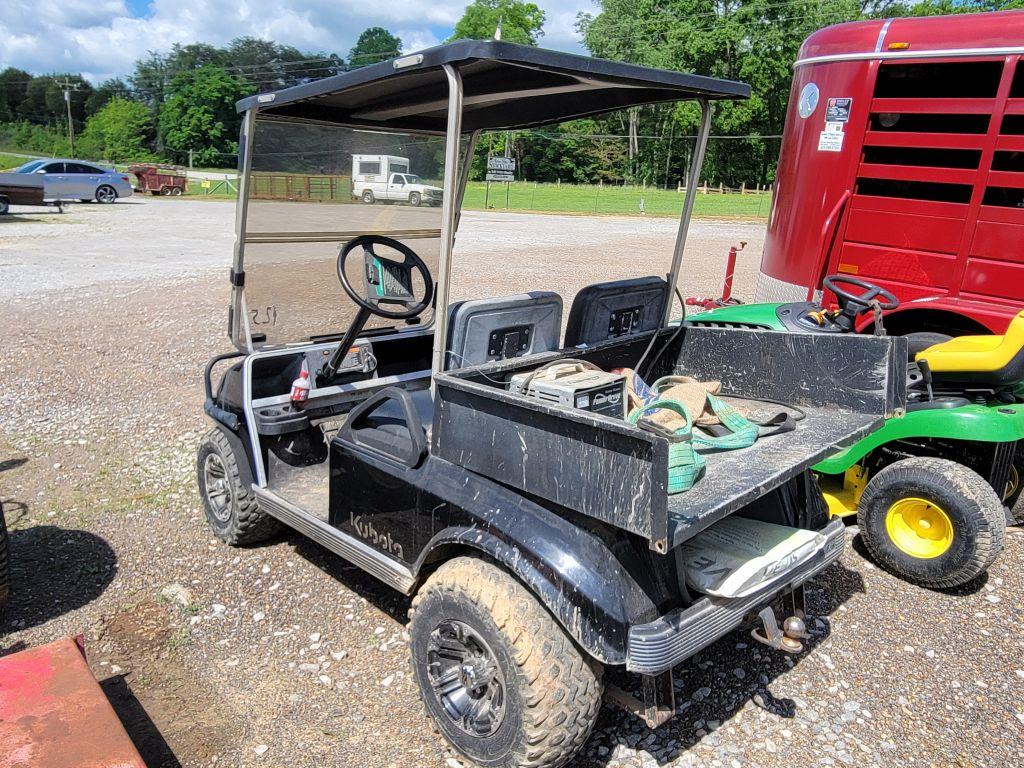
0, 0, 1019, 183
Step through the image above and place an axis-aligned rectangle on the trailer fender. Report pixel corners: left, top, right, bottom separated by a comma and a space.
413, 464, 658, 665
814, 404, 1024, 474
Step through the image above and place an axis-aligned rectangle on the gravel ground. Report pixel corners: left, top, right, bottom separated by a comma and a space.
1, 198, 1022, 768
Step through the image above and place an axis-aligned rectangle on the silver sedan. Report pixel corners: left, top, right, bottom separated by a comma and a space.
15, 158, 134, 203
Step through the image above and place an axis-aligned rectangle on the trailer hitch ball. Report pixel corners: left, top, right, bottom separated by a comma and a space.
751, 607, 806, 654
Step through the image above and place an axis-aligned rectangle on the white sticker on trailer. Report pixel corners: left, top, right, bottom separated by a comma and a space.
818, 129, 844, 152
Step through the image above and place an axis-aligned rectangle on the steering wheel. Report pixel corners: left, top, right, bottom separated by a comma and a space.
823, 274, 899, 331
337, 235, 433, 320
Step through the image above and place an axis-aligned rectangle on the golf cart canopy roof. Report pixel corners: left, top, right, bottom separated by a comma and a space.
237, 40, 750, 132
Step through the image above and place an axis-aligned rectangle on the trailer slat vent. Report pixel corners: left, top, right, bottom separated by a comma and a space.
874, 61, 1003, 99
982, 187, 1024, 209
862, 146, 982, 169
856, 178, 972, 204
1011, 64, 1024, 99
869, 113, 990, 134
992, 151, 1024, 173
1000, 114, 1024, 135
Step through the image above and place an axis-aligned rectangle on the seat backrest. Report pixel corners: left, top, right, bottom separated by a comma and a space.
564, 276, 669, 347
445, 292, 563, 370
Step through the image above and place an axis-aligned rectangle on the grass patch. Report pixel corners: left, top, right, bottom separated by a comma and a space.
462, 181, 771, 219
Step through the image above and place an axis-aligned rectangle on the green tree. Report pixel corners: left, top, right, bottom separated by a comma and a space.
450, 0, 546, 45
85, 79, 132, 116
348, 27, 402, 68
78, 98, 156, 162
159, 65, 247, 166
0, 68, 32, 122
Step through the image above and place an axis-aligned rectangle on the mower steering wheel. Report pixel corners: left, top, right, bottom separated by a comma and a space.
337, 235, 433, 321
823, 274, 899, 331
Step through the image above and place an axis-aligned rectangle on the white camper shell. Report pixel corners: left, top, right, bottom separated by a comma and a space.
351, 154, 443, 206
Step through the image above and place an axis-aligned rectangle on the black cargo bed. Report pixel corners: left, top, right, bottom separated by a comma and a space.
433, 327, 907, 552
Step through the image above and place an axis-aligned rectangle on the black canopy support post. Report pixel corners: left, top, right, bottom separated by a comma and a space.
231, 109, 257, 352
662, 98, 712, 326
430, 64, 466, 390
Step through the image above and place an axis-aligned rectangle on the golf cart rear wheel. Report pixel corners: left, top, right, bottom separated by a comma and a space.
197, 429, 281, 546
362, 190, 375, 204
409, 557, 602, 768
858, 457, 1005, 588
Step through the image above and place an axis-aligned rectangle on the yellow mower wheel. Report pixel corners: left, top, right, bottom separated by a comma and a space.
884, 498, 953, 559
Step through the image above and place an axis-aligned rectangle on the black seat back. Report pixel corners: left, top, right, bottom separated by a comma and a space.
564, 276, 668, 347
446, 292, 562, 370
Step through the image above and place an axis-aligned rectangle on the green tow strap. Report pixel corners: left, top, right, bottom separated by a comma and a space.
628, 399, 706, 494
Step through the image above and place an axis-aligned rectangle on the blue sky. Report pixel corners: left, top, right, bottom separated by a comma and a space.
1, 0, 593, 83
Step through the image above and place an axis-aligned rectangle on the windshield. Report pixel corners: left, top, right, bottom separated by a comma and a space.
405, 175, 422, 184
240, 118, 446, 347
15, 160, 45, 173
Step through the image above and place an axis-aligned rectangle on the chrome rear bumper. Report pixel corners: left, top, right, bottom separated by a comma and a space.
626, 518, 845, 674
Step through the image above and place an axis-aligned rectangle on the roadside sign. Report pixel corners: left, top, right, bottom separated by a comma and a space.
486, 156, 515, 182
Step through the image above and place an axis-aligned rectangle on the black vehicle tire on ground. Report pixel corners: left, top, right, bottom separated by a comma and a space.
0, 501, 9, 607
409, 557, 602, 768
96, 185, 118, 204
409, 191, 421, 207
362, 189, 375, 204
197, 429, 282, 546
857, 457, 1005, 588
161, 186, 172, 196
903, 331, 953, 360
171, 187, 183, 196
0, 197, 8, 216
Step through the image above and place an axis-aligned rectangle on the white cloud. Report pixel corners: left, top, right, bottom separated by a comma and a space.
0, 0, 591, 82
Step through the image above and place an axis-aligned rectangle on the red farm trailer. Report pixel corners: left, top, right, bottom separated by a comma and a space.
756, 9, 1024, 336
129, 163, 188, 196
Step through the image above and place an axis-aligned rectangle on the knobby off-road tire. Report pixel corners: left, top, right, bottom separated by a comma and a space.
0, 501, 9, 606
409, 557, 603, 768
197, 429, 282, 546
858, 457, 1005, 588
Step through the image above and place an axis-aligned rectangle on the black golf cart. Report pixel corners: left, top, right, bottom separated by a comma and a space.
199, 41, 907, 768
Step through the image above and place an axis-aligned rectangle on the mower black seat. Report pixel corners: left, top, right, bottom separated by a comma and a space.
564, 276, 668, 347
445, 292, 563, 369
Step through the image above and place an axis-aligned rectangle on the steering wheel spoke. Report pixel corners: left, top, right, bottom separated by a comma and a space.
338, 235, 434, 322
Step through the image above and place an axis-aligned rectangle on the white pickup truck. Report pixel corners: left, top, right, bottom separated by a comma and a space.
351, 154, 443, 207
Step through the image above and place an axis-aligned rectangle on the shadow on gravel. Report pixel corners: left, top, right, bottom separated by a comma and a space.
101, 674, 182, 768
289, 534, 411, 624
570, 561, 866, 768
0, 522, 118, 639
848, 531, 990, 596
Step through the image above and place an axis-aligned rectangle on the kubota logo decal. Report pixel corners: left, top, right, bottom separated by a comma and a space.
350, 513, 404, 559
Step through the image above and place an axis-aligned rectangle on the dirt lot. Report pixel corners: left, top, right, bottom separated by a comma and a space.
1, 198, 1022, 768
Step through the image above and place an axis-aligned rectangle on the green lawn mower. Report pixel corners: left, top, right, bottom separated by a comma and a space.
689, 274, 1024, 589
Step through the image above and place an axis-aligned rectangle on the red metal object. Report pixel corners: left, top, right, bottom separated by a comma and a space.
757, 9, 1024, 333
687, 242, 746, 309
0, 637, 147, 768
128, 164, 188, 196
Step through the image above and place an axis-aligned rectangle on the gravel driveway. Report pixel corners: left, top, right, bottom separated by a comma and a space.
0, 198, 1021, 768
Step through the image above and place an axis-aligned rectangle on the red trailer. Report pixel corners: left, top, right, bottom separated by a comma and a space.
757, 10, 1024, 335
129, 163, 187, 196
0, 637, 148, 767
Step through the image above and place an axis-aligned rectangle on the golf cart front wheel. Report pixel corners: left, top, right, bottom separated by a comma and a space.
858, 457, 1005, 588
197, 429, 282, 546
409, 557, 603, 768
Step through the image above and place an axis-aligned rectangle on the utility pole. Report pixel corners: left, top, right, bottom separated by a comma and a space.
55, 78, 82, 157
189, 148, 194, 169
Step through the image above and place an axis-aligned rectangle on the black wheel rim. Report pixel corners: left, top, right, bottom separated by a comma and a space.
203, 453, 234, 523
427, 620, 505, 738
